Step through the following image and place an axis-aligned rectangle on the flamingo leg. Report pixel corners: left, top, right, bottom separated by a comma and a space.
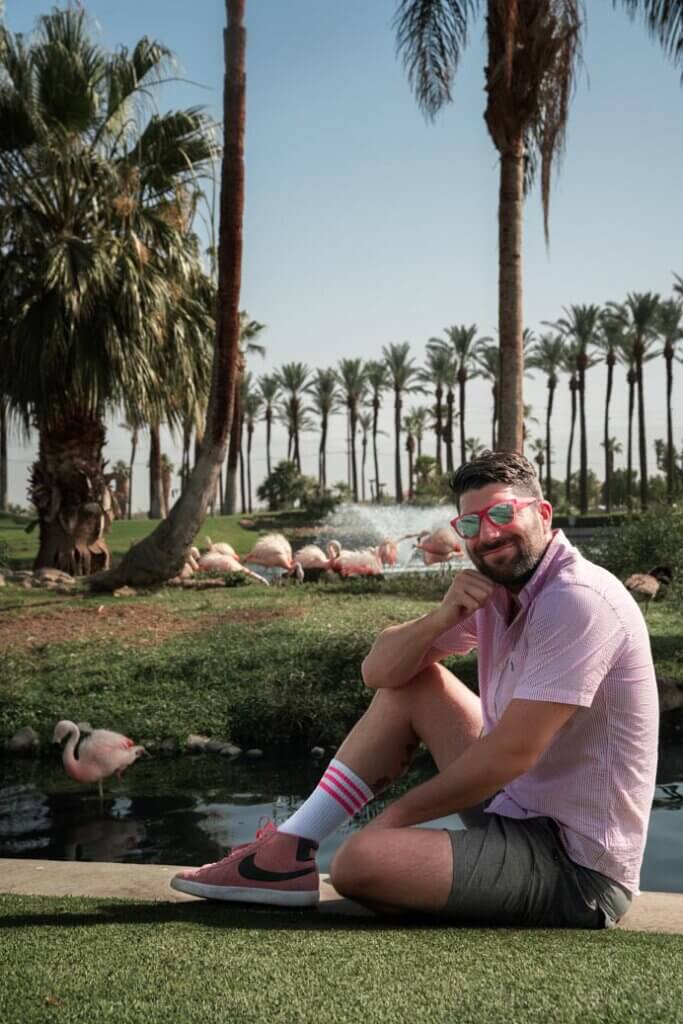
98, 779, 104, 815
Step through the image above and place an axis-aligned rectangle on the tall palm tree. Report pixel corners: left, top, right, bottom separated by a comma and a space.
276, 362, 310, 472
395, 1, 681, 452
0, 8, 216, 574
382, 342, 423, 502
430, 324, 489, 466
224, 312, 265, 514
529, 437, 546, 481
657, 298, 683, 501
561, 345, 580, 511
465, 437, 486, 461
336, 358, 367, 502
409, 405, 430, 460
242, 383, 262, 514
257, 374, 281, 479
419, 344, 452, 472
611, 293, 661, 509
594, 311, 625, 512
601, 437, 623, 506
358, 411, 374, 502
474, 341, 501, 450
615, 331, 638, 512
306, 368, 339, 488
527, 332, 564, 502
365, 360, 391, 502
402, 412, 417, 499
548, 305, 601, 513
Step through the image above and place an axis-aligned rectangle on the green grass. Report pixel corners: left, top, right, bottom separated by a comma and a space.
0, 511, 274, 569
1, 894, 682, 1024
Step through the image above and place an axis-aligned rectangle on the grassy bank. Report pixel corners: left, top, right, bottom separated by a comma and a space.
0, 575, 680, 749
2, 894, 682, 1024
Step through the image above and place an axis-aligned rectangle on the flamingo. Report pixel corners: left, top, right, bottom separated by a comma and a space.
376, 533, 417, 568
205, 536, 238, 559
197, 549, 269, 584
414, 526, 465, 569
53, 720, 146, 810
243, 532, 303, 581
293, 544, 334, 573
328, 541, 383, 577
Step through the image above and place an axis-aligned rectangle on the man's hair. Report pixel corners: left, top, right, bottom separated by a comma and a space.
451, 450, 543, 505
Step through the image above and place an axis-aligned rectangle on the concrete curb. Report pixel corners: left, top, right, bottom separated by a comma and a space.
1, 859, 682, 933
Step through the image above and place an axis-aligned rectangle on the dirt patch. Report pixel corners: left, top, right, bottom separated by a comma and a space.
0, 603, 303, 653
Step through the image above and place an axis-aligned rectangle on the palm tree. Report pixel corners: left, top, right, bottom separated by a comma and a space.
243, 384, 262, 514
656, 298, 683, 501
615, 331, 638, 511
257, 374, 281, 479
527, 332, 564, 502
419, 344, 452, 471
276, 362, 310, 472
358, 409, 374, 501
594, 311, 626, 512
365, 360, 391, 502
611, 293, 661, 509
409, 406, 430, 460
549, 305, 601, 513
600, 437, 623, 506
529, 438, 546, 481
395, 1, 680, 452
336, 358, 367, 501
474, 342, 501, 450
100, 0, 248, 588
431, 325, 491, 465
0, 8, 216, 574
224, 313, 266, 514
561, 345, 580, 511
306, 368, 339, 488
402, 413, 417, 499
382, 342, 423, 502
465, 437, 486, 461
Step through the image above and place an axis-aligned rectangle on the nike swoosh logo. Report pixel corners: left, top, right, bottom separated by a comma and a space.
238, 854, 316, 883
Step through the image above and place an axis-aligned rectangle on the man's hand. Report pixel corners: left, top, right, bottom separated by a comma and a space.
436, 568, 496, 626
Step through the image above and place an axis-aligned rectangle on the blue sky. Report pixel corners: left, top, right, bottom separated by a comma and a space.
4, 0, 683, 507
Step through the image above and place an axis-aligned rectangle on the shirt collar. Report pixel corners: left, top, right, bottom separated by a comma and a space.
514, 528, 573, 610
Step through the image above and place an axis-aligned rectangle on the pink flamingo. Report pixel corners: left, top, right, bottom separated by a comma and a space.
414, 526, 465, 568
293, 544, 334, 572
205, 536, 238, 559
197, 549, 269, 584
375, 533, 417, 568
243, 533, 303, 580
328, 541, 383, 577
53, 720, 146, 809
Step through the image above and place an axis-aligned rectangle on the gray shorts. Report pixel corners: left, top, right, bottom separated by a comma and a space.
444, 800, 632, 929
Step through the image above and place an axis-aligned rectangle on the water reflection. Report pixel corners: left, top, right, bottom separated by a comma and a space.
1, 748, 681, 892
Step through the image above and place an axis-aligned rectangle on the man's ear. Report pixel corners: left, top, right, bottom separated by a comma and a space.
540, 500, 553, 528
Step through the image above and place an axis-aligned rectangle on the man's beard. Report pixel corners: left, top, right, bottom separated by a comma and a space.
469, 535, 548, 586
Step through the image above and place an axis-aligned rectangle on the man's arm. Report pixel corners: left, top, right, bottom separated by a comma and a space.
362, 569, 495, 690
368, 698, 578, 827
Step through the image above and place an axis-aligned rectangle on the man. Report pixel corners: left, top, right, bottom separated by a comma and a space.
172, 451, 658, 928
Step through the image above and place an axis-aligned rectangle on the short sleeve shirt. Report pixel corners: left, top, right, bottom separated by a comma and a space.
434, 530, 659, 893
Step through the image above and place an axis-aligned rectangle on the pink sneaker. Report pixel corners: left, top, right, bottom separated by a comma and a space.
170, 822, 320, 907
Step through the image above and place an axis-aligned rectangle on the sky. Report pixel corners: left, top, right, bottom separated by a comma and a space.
4, 0, 683, 510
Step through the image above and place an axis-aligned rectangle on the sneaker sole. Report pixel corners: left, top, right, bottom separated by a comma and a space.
170, 876, 320, 907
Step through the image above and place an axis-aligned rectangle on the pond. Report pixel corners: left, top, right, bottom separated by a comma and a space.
2, 746, 682, 893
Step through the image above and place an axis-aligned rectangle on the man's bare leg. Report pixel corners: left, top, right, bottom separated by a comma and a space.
328, 663, 483, 913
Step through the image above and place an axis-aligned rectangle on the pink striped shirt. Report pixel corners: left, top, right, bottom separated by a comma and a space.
434, 530, 659, 893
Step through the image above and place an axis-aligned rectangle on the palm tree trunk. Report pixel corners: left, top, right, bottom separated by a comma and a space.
459, 374, 466, 466
224, 386, 241, 515
604, 362, 613, 513
293, 420, 301, 472
545, 382, 555, 503
445, 389, 454, 472
407, 444, 414, 500
247, 426, 253, 512
265, 409, 272, 478
666, 352, 674, 501
148, 424, 162, 519
579, 366, 588, 514
636, 358, 648, 510
89, 0, 246, 589
350, 407, 359, 501
32, 412, 113, 575
239, 427, 246, 514
565, 379, 577, 510
0, 400, 8, 512
497, 142, 524, 453
372, 399, 381, 503
394, 390, 403, 503
435, 388, 443, 472
361, 435, 367, 502
128, 430, 137, 519
626, 369, 635, 510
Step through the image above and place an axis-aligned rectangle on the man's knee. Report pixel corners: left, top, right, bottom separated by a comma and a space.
330, 832, 381, 899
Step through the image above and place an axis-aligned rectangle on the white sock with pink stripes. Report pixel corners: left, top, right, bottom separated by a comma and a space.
277, 758, 374, 844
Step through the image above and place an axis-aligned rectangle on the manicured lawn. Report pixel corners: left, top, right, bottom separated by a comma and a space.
2, 894, 683, 1024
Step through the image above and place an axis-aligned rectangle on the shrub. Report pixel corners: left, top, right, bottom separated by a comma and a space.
587, 506, 683, 604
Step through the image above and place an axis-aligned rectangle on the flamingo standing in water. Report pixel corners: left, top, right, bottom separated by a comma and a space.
243, 533, 304, 581
414, 526, 465, 569
376, 533, 419, 568
53, 720, 146, 810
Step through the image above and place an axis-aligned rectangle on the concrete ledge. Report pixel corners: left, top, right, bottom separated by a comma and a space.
1, 859, 682, 933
